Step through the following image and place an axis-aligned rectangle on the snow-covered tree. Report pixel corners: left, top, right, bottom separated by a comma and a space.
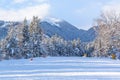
29, 16, 47, 57
93, 10, 120, 58
22, 18, 30, 43
0, 16, 88, 60
0, 23, 19, 59
43, 34, 86, 57
21, 18, 31, 58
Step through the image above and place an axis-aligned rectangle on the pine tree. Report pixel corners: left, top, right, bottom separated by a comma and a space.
22, 18, 30, 43
29, 16, 46, 57
1, 23, 19, 59
22, 18, 31, 58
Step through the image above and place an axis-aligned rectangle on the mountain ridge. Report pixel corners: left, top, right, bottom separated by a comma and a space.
40, 18, 96, 42
0, 18, 96, 42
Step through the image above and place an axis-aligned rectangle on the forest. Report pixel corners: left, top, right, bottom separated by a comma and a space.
0, 11, 120, 60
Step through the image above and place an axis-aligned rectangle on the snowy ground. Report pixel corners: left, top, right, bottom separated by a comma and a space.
0, 57, 120, 80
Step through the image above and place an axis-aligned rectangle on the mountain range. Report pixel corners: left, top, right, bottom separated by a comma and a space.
0, 18, 96, 42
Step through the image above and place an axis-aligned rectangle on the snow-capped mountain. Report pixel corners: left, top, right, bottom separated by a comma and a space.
40, 18, 96, 42
0, 18, 96, 42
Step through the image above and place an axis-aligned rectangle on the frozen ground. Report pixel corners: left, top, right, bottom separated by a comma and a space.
0, 57, 120, 80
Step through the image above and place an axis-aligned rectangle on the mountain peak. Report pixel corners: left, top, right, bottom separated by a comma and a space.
40, 18, 96, 42
48, 17, 62, 22
0, 18, 96, 42
41, 17, 63, 27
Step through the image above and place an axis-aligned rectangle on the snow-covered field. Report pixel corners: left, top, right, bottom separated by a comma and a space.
0, 57, 120, 80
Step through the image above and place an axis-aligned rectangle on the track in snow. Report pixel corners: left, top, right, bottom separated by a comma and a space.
0, 57, 120, 80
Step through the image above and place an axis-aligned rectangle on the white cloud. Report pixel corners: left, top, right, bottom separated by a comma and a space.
103, 4, 120, 12
0, 3, 50, 21
101, 4, 120, 20
33, 0, 48, 3
49, 17, 62, 22
13, 0, 26, 4
102, 1, 120, 14
12, 0, 48, 4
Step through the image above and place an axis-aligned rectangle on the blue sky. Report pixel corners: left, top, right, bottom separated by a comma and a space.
0, 0, 120, 30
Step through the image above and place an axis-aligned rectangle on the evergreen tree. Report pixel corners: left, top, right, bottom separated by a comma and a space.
29, 16, 46, 57
22, 18, 30, 43
22, 18, 31, 58
1, 23, 19, 59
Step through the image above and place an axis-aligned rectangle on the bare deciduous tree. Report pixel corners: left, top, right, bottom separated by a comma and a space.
93, 10, 120, 57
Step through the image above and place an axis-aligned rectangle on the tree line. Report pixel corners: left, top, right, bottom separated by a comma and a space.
0, 16, 92, 60
0, 10, 120, 60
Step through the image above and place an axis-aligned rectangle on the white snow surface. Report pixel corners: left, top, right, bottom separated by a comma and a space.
0, 57, 120, 80
42, 17, 62, 27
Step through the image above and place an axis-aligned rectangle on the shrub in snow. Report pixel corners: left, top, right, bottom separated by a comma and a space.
111, 53, 116, 59
116, 51, 120, 59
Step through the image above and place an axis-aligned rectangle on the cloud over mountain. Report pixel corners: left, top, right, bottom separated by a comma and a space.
0, 3, 50, 21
